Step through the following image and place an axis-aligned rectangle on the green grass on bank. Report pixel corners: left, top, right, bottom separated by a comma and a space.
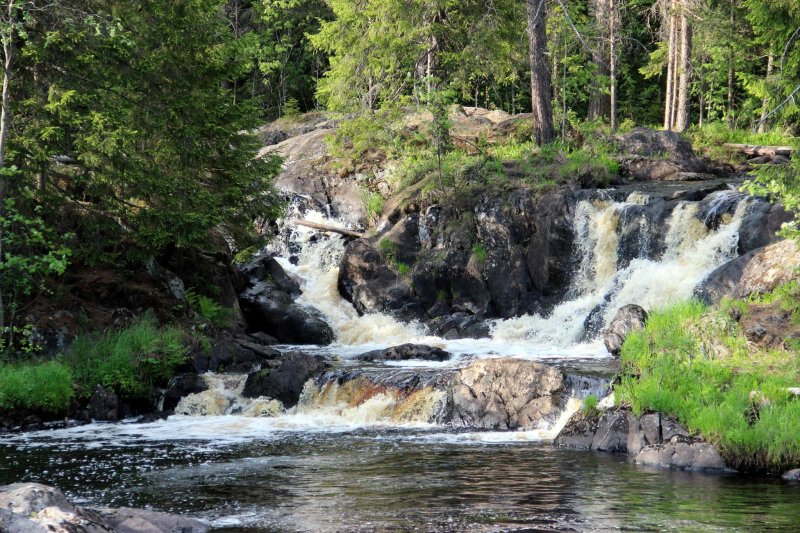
0, 360, 74, 415
0, 315, 189, 416
66, 315, 187, 401
617, 299, 800, 472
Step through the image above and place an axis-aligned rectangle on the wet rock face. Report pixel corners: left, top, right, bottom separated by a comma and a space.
603, 304, 648, 356
450, 358, 564, 430
88, 385, 119, 421
697, 239, 800, 304
355, 344, 451, 362
0, 482, 208, 533
239, 255, 335, 345
242, 352, 329, 408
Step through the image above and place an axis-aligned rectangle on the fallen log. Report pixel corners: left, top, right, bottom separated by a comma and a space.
722, 143, 794, 157
295, 219, 366, 239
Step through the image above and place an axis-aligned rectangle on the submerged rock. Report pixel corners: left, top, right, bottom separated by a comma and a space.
0, 482, 208, 532
782, 468, 800, 481
355, 343, 451, 362
602, 304, 648, 356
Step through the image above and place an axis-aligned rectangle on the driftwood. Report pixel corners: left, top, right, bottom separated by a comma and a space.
295, 219, 366, 239
723, 143, 794, 157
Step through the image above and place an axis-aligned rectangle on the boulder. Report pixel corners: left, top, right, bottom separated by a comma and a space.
450, 358, 564, 430
242, 351, 329, 407
553, 411, 600, 450
697, 239, 800, 304
614, 128, 707, 181
591, 410, 631, 452
239, 258, 335, 345
634, 440, 729, 471
190, 332, 279, 373
0, 482, 208, 533
602, 304, 648, 356
355, 343, 451, 362
161, 373, 209, 412
89, 385, 119, 421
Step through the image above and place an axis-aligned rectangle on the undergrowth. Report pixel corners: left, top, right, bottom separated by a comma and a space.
617, 299, 800, 472
0, 360, 74, 414
66, 314, 188, 401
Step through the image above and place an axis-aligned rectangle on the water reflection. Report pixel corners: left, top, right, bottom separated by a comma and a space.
1, 429, 798, 532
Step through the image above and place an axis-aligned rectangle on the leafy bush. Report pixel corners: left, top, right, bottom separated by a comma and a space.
66, 315, 187, 401
0, 360, 74, 414
185, 289, 232, 328
618, 300, 800, 472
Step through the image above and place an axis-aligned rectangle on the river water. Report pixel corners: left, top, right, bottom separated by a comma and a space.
2, 190, 798, 531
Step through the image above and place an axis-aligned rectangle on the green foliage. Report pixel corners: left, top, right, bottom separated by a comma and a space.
65, 315, 187, 401
582, 394, 600, 417
395, 262, 411, 276
743, 156, 800, 241
360, 189, 384, 221
0, 360, 74, 414
185, 289, 232, 329
378, 238, 397, 257
618, 300, 800, 472
471, 243, 487, 263
690, 122, 799, 163
0, 187, 72, 355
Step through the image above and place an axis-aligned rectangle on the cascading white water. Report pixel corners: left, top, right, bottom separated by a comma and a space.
490, 191, 750, 347
274, 210, 426, 346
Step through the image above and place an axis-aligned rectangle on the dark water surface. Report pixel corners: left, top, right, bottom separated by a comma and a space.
1, 423, 799, 532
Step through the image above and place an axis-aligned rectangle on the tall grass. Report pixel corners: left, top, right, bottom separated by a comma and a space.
0, 360, 74, 414
66, 315, 187, 401
618, 300, 800, 472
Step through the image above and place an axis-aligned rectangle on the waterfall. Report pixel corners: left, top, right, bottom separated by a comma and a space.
490, 190, 749, 347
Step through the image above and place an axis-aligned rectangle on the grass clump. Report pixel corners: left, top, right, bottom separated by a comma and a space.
185, 289, 232, 329
471, 242, 487, 263
618, 299, 800, 472
582, 394, 600, 417
66, 315, 188, 401
360, 189, 384, 221
0, 360, 74, 414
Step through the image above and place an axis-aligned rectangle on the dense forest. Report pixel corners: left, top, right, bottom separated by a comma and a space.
0, 0, 798, 417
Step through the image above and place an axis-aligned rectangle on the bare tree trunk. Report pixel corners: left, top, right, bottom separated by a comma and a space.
675, 6, 692, 132
663, 0, 677, 130
726, 5, 735, 127
526, 0, 555, 145
609, 0, 617, 131
588, 0, 611, 121
0, 2, 14, 341
758, 53, 774, 133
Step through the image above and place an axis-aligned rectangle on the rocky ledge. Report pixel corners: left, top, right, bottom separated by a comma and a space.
0, 482, 207, 533
555, 405, 731, 472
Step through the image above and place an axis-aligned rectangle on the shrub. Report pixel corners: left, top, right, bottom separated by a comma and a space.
66, 315, 187, 401
0, 360, 74, 414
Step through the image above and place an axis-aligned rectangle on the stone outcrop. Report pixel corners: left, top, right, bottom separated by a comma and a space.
239, 254, 335, 345
697, 239, 800, 304
355, 343, 451, 362
242, 351, 329, 408
614, 128, 710, 181
603, 304, 648, 355
450, 358, 565, 430
0, 483, 208, 532
555, 408, 730, 471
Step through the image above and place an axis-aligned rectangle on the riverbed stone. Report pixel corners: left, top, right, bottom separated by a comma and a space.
93, 507, 209, 533
450, 358, 564, 430
553, 411, 599, 450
